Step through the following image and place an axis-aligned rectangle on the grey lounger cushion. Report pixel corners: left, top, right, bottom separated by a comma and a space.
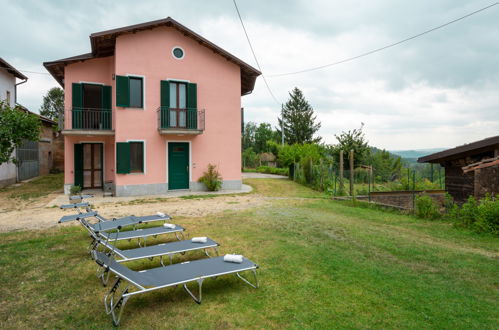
60, 202, 90, 209
91, 215, 171, 232
94, 251, 257, 288
98, 225, 184, 241
115, 238, 219, 261
59, 211, 97, 223
69, 194, 94, 200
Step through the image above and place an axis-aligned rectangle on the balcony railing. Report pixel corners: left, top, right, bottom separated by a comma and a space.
68, 108, 112, 130
157, 107, 205, 133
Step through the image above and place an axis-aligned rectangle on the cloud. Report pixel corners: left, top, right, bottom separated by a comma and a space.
1, 0, 498, 149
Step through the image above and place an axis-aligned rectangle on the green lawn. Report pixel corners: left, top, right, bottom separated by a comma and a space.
0, 179, 497, 328
0, 173, 63, 200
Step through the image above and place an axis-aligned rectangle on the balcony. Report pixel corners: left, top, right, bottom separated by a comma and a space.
157, 107, 205, 135
62, 108, 114, 136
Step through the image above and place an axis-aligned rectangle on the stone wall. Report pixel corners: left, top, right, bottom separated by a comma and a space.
38, 124, 64, 175
474, 165, 499, 199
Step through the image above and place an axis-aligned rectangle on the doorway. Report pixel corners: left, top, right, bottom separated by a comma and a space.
74, 143, 103, 189
168, 142, 189, 190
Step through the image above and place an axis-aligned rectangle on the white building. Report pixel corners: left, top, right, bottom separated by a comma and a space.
0, 58, 28, 188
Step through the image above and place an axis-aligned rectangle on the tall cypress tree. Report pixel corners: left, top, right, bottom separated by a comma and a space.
278, 87, 321, 144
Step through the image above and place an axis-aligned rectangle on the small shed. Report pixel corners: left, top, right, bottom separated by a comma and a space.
259, 152, 277, 167
418, 135, 499, 203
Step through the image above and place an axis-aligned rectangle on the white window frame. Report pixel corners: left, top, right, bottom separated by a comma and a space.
125, 74, 146, 110
171, 46, 185, 60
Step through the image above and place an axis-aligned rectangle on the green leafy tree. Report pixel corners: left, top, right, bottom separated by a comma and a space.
371, 148, 402, 182
40, 87, 64, 126
254, 123, 277, 153
0, 101, 41, 165
242, 122, 257, 151
333, 123, 369, 167
278, 87, 321, 144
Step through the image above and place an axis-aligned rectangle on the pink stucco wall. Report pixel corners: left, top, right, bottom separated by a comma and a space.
63, 26, 242, 189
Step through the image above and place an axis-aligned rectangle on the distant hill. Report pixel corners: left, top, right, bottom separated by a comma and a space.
389, 148, 446, 160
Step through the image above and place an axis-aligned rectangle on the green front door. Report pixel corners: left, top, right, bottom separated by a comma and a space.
168, 142, 189, 190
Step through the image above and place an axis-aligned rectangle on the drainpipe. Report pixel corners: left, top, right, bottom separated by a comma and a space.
14, 77, 28, 104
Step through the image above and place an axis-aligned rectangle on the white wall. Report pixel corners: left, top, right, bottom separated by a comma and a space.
0, 68, 18, 186
0, 69, 16, 107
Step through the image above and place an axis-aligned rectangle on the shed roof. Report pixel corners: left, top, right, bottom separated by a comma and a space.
418, 135, 499, 163
0, 57, 27, 80
43, 17, 261, 95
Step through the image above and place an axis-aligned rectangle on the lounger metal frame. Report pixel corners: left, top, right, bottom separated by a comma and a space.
91, 231, 220, 285
93, 251, 259, 326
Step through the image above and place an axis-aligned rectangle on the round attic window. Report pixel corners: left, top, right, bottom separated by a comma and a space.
172, 47, 184, 59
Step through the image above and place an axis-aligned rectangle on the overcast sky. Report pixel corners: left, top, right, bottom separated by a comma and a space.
1, 0, 498, 150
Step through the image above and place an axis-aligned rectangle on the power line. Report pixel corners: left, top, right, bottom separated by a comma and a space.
232, 0, 281, 105
268, 1, 499, 77
19, 70, 50, 75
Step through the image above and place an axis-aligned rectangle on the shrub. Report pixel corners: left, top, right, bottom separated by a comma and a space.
69, 185, 82, 195
415, 194, 440, 219
475, 195, 499, 234
198, 164, 223, 191
255, 166, 288, 176
242, 148, 259, 168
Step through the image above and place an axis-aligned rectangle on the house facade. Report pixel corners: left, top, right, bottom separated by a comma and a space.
44, 17, 260, 196
0, 58, 64, 187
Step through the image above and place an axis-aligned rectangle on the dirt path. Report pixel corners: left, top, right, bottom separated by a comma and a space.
0, 194, 272, 232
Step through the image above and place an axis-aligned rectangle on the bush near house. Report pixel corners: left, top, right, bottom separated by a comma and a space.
198, 164, 222, 191
415, 194, 441, 219
448, 195, 499, 234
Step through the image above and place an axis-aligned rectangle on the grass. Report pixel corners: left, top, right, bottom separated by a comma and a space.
0, 173, 63, 200
0, 179, 498, 328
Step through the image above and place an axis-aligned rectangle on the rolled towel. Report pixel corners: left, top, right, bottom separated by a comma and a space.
163, 223, 176, 229
223, 254, 244, 263
156, 211, 166, 218
191, 237, 207, 243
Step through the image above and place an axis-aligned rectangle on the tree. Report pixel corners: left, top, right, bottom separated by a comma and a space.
242, 122, 257, 151
0, 101, 41, 165
278, 87, 321, 144
371, 148, 402, 182
334, 123, 370, 167
254, 123, 277, 153
40, 87, 64, 126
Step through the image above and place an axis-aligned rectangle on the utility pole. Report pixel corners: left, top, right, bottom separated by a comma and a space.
349, 149, 354, 197
281, 104, 284, 146
339, 150, 344, 195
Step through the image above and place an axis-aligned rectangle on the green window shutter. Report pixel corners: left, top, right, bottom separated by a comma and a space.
186, 83, 197, 129
74, 144, 83, 188
116, 142, 131, 174
101, 85, 112, 129
160, 80, 170, 108
186, 83, 197, 109
102, 85, 112, 110
72, 83, 83, 109
160, 80, 170, 128
116, 76, 130, 107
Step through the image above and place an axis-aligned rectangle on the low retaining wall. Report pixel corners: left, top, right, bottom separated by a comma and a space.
367, 190, 446, 210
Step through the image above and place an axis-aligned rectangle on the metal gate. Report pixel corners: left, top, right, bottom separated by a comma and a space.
17, 140, 39, 181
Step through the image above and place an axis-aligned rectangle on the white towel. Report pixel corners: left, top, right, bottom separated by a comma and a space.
223, 254, 243, 263
191, 237, 207, 243
156, 212, 166, 218
163, 223, 176, 229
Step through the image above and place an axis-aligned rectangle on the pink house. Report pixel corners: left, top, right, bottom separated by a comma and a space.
44, 17, 260, 196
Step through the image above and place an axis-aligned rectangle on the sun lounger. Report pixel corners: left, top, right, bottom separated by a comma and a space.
60, 202, 90, 209
91, 232, 220, 285
58, 211, 171, 232
92, 250, 259, 326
